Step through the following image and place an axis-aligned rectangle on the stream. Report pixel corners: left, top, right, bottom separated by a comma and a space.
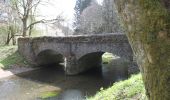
0, 60, 128, 100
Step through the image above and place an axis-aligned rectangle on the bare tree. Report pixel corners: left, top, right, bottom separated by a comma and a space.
79, 1, 104, 34
73, 0, 93, 32
74, 0, 122, 35
102, 0, 122, 33
0, 0, 19, 45
11, 0, 62, 37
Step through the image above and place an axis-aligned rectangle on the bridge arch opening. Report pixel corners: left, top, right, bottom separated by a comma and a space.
78, 52, 104, 68
76, 52, 104, 75
77, 52, 129, 80
36, 49, 64, 66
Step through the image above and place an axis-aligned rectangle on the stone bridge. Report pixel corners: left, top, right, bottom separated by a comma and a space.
18, 33, 137, 75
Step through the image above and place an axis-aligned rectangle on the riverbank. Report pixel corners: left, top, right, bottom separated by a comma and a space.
0, 67, 38, 79
0, 46, 28, 69
88, 74, 147, 100
0, 45, 35, 79
0, 45, 146, 100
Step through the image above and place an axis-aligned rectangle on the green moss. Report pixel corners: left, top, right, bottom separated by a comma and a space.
116, 0, 170, 43
39, 91, 60, 99
139, 0, 170, 43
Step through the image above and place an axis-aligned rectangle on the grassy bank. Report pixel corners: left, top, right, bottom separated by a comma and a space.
0, 45, 28, 69
102, 52, 120, 64
88, 74, 147, 100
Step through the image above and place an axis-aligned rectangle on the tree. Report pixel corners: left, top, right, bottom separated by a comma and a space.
74, 0, 122, 35
114, 0, 170, 99
0, 1, 9, 44
0, 0, 19, 45
11, 0, 61, 37
73, 0, 92, 31
11, 0, 38, 37
102, 0, 122, 33
45, 19, 72, 36
79, 1, 104, 34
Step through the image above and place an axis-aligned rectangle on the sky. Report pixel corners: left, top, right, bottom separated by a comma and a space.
38, 0, 103, 25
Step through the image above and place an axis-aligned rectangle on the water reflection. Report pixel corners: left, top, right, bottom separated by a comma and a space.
0, 59, 128, 100
55, 90, 85, 100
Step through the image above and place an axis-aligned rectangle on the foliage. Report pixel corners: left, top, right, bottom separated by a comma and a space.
0, 26, 7, 34
102, 0, 122, 33
102, 52, 114, 64
74, 0, 123, 35
0, 26, 8, 45
74, 0, 92, 30
87, 74, 147, 100
79, 1, 104, 34
0, 0, 20, 45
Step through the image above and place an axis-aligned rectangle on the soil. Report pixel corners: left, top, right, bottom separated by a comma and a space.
0, 66, 38, 79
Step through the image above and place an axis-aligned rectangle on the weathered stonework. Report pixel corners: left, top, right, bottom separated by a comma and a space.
18, 33, 138, 75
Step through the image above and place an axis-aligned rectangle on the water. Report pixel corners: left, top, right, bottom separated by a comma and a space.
0, 60, 128, 100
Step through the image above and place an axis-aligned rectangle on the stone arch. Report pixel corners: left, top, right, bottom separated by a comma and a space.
65, 50, 135, 75
74, 42, 133, 61
35, 49, 64, 66
77, 52, 105, 72
74, 51, 122, 74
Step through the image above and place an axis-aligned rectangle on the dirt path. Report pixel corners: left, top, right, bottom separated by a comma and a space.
0, 67, 38, 79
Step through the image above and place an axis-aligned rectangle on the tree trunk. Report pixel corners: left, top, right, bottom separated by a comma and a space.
114, 0, 170, 99
22, 19, 27, 37
12, 35, 16, 45
29, 25, 33, 37
6, 26, 12, 45
6, 31, 11, 45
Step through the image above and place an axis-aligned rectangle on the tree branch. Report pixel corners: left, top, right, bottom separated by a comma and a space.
26, 17, 64, 30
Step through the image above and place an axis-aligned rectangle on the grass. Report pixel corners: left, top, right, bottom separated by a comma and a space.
0, 45, 28, 69
87, 74, 147, 100
39, 91, 60, 99
102, 52, 120, 64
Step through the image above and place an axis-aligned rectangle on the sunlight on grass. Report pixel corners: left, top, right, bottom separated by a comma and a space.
102, 52, 120, 64
0, 63, 4, 68
0, 45, 28, 69
87, 74, 147, 100
0, 46, 17, 61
